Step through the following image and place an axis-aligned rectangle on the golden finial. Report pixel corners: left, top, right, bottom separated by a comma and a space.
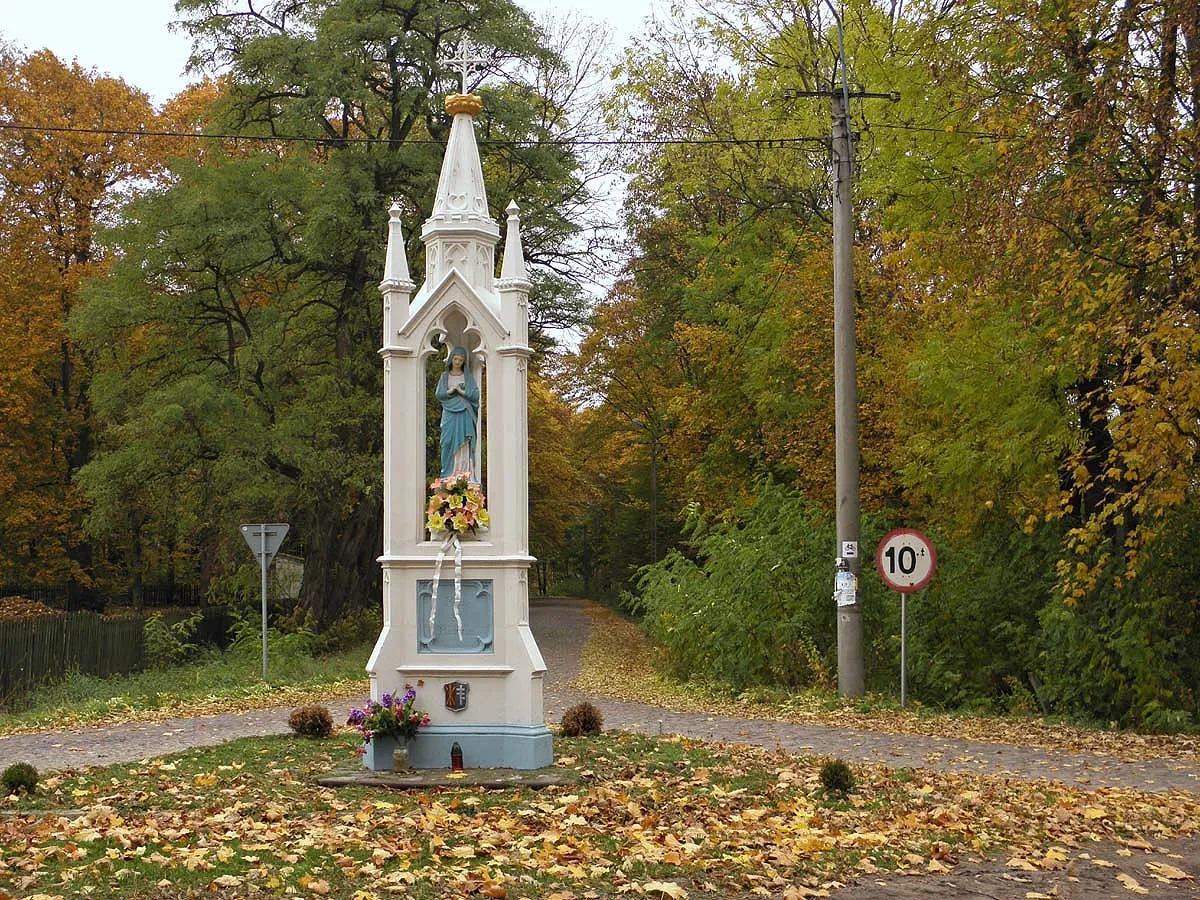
445, 93, 483, 116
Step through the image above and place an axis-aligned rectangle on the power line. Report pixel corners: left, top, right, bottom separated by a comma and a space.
0, 120, 830, 149
870, 122, 1014, 139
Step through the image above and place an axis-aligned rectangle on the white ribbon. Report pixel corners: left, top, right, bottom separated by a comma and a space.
453, 535, 463, 641
428, 531, 464, 642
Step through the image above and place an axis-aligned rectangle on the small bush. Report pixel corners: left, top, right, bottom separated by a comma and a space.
560, 701, 604, 737
819, 758, 855, 797
143, 611, 203, 668
3, 761, 38, 795
314, 607, 382, 653
229, 613, 316, 672
288, 704, 334, 738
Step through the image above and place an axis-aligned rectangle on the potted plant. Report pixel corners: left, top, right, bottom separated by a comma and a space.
348, 687, 430, 771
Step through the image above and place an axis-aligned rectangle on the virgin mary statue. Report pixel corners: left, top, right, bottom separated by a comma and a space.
435, 346, 480, 478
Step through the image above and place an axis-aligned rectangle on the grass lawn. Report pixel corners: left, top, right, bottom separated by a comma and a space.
0, 641, 373, 737
2, 729, 1197, 899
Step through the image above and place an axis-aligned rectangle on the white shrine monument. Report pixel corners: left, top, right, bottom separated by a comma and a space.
365, 70, 552, 769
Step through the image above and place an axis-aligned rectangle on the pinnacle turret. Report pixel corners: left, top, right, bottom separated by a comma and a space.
500, 200, 529, 285
381, 199, 413, 288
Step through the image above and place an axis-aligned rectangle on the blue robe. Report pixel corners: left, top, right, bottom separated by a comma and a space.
436, 367, 479, 477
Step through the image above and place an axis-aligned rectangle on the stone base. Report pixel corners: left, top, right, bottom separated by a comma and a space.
318, 766, 579, 790
406, 724, 553, 770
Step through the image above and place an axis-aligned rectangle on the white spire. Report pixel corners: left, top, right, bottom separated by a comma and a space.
428, 96, 493, 226
381, 199, 413, 287
500, 200, 529, 284
417, 93, 500, 309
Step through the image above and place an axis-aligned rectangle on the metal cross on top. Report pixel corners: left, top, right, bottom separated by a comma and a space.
442, 39, 488, 95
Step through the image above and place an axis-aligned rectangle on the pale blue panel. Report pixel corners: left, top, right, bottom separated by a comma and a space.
416, 578, 494, 653
406, 724, 554, 770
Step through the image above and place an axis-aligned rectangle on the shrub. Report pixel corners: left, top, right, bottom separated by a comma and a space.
143, 611, 203, 668
560, 701, 603, 737
819, 758, 855, 797
308, 606, 381, 654
2, 761, 38, 795
288, 704, 334, 738
228, 612, 316, 672
635, 480, 893, 692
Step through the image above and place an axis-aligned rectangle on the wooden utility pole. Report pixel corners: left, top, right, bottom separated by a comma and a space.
831, 85, 863, 698
783, 80, 896, 698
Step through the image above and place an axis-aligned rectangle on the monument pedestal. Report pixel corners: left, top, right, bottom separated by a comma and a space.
368, 542, 551, 770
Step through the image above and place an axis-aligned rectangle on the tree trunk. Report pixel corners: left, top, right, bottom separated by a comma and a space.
297, 492, 382, 627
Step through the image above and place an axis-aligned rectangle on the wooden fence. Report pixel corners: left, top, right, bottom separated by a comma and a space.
0, 582, 203, 611
0, 608, 231, 707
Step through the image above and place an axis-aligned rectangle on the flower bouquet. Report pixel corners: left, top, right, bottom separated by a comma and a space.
347, 686, 430, 744
426, 472, 489, 538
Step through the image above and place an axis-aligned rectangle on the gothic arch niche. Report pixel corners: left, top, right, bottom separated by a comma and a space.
422, 304, 488, 514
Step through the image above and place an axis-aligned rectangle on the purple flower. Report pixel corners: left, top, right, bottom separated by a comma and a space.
348, 709, 366, 725
402, 688, 416, 704
381, 693, 394, 708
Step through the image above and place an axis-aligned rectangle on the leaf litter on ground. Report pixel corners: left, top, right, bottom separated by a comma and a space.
1, 730, 1197, 899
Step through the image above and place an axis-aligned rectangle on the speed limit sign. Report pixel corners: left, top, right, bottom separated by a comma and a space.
875, 528, 936, 593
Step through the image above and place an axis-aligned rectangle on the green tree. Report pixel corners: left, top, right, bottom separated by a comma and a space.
75, 0, 592, 623
578, 0, 1200, 725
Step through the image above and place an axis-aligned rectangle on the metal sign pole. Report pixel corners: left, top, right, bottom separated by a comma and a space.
260, 524, 269, 681
239, 522, 289, 683
899, 591, 907, 708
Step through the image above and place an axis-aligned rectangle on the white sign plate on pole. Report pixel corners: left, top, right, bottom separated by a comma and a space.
875, 528, 936, 710
240, 524, 290, 565
841, 540, 858, 559
239, 523, 289, 682
875, 528, 936, 593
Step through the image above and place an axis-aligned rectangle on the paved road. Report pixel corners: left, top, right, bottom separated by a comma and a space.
1, 597, 1196, 795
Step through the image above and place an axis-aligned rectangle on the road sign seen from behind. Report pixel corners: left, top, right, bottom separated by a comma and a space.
875, 528, 936, 593
240, 523, 290, 566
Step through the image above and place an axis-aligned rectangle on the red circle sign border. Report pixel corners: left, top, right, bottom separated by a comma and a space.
875, 527, 937, 593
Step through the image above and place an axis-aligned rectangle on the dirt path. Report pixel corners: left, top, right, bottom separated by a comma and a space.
1, 596, 1197, 899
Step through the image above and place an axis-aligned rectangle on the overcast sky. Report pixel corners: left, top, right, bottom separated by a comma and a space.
2, 0, 656, 105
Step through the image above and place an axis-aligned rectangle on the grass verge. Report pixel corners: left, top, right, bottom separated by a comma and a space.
573, 604, 1200, 762
0, 642, 373, 737
2, 730, 1197, 899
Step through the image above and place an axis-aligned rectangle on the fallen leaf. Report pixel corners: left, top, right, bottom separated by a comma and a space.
1146, 862, 1191, 881
640, 881, 687, 899
1116, 873, 1148, 894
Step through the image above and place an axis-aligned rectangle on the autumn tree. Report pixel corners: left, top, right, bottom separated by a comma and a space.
577, 0, 1199, 725
0, 49, 166, 590
886, 0, 1200, 725
562, 1, 909, 598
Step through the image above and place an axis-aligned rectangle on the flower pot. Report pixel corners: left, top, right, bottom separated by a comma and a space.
362, 735, 399, 772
